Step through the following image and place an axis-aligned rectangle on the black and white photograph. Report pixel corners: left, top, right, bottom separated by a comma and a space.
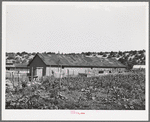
2, 1, 149, 121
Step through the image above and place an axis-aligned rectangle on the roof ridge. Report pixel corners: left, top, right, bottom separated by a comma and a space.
33, 53, 126, 68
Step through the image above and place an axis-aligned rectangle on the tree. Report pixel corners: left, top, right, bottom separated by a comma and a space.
28, 53, 31, 56
130, 50, 137, 55
138, 50, 144, 54
126, 62, 134, 70
22, 59, 27, 63
21, 51, 28, 56
102, 54, 107, 57
118, 58, 126, 64
6, 52, 8, 56
86, 52, 91, 56
132, 58, 137, 65
28, 59, 33, 64
7, 53, 15, 59
110, 51, 115, 56
118, 51, 122, 56
116, 54, 120, 58
107, 55, 112, 58
98, 52, 103, 55
47, 52, 55, 54
16, 52, 21, 56
32, 52, 36, 55
112, 55, 116, 57
141, 60, 145, 65
15, 57, 22, 63
15, 59, 21, 63
81, 52, 85, 55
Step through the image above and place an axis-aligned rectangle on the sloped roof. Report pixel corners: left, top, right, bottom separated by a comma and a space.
133, 65, 145, 69
6, 63, 28, 68
14, 63, 28, 68
34, 53, 126, 68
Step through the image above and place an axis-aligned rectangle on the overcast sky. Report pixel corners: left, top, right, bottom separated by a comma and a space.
5, 2, 148, 53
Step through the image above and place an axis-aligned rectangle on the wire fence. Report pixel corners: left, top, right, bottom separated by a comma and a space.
6, 71, 29, 86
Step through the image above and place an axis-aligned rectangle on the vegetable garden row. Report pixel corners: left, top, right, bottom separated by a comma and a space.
6, 71, 145, 110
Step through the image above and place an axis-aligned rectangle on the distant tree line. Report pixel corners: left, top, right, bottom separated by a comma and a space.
6, 50, 146, 70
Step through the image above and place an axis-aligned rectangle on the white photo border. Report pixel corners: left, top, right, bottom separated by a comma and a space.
2, 1, 149, 121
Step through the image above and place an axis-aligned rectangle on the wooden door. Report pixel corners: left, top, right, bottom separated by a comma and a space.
36, 68, 43, 78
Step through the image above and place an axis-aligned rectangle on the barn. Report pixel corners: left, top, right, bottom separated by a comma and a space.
27, 53, 126, 78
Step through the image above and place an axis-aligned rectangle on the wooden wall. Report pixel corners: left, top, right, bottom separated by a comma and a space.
28, 55, 47, 76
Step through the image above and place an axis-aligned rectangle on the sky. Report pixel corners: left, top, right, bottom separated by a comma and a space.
5, 2, 148, 53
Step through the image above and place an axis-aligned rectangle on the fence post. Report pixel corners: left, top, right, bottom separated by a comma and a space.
18, 71, 20, 88
49, 66, 51, 77
73, 70, 74, 76
67, 69, 69, 78
31, 67, 33, 82
59, 65, 62, 89
12, 72, 14, 87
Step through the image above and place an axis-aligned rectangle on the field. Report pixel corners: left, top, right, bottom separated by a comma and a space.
5, 70, 145, 110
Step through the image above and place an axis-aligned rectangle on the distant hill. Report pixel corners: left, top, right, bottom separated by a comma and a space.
81, 50, 145, 69
6, 50, 145, 69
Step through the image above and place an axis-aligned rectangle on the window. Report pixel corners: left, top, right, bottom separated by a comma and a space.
99, 71, 104, 73
52, 70, 54, 75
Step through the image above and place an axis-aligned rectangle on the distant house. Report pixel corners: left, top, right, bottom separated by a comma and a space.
6, 59, 15, 64
133, 65, 145, 69
28, 53, 126, 78
6, 63, 29, 73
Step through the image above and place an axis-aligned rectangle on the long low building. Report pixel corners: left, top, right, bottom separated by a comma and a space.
6, 63, 29, 73
27, 53, 126, 78
6, 63, 29, 79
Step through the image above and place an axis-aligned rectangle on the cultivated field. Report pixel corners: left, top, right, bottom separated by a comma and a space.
6, 70, 145, 110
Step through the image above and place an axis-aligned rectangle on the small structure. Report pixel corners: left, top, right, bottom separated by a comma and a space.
6, 63, 29, 73
28, 53, 126, 78
6, 63, 29, 80
133, 65, 145, 69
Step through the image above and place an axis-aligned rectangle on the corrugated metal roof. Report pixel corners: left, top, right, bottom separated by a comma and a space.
36, 53, 126, 68
6, 63, 28, 68
14, 63, 28, 68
